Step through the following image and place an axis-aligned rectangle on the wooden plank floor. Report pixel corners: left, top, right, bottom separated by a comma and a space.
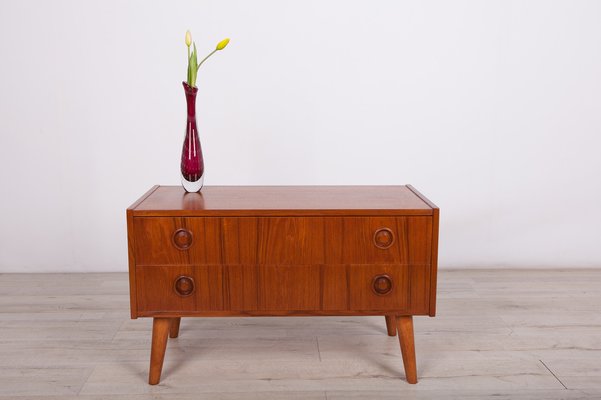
0, 269, 600, 399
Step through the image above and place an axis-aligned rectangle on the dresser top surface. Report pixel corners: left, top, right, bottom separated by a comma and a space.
129, 185, 436, 216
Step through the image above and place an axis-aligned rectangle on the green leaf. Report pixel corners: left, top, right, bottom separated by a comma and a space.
186, 45, 194, 85
190, 42, 198, 87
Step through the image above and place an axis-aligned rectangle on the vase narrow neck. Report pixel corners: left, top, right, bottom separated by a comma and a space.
183, 82, 198, 120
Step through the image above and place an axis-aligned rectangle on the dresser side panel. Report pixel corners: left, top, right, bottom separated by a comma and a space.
404, 217, 432, 314
429, 208, 440, 316
127, 210, 138, 318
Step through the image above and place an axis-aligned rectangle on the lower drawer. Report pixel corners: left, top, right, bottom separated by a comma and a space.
135, 263, 425, 314
136, 265, 224, 313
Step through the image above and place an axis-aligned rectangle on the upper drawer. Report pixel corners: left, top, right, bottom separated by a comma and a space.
133, 216, 432, 266
325, 216, 432, 265
133, 217, 222, 265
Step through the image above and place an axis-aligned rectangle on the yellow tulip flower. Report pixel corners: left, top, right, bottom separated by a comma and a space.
216, 38, 230, 51
185, 30, 192, 47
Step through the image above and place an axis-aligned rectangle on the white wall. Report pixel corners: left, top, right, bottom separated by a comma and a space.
1, 0, 600, 272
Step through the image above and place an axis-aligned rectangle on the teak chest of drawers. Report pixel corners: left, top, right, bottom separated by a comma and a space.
127, 185, 439, 385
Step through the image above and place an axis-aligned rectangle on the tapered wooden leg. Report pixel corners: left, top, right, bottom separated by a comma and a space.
149, 317, 170, 385
170, 317, 181, 338
396, 316, 417, 384
385, 315, 397, 336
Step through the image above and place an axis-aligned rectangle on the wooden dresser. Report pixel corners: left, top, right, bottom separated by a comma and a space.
127, 185, 439, 385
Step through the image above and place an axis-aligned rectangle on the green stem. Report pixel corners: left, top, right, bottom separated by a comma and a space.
186, 46, 191, 85
197, 49, 218, 71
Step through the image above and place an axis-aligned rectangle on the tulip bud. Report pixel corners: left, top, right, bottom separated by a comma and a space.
216, 38, 230, 51
185, 30, 192, 47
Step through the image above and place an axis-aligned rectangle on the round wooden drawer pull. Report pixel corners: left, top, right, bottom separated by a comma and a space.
373, 228, 394, 249
172, 228, 193, 250
372, 274, 394, 296
174, 276, 195, 297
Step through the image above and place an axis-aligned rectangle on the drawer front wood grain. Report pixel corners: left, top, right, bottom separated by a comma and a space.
226, 264, 258, 311
257, 218, 325, 265
222, 217, 259, 265
258, 265, 321, 310
321, 264, 349, 310
134, 217, 222, 265
136, 265, 224, 313
349, 264, 410, 311
325, 217, 432, 265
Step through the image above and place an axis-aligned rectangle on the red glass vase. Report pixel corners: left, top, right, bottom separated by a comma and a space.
180, 81, 205, 192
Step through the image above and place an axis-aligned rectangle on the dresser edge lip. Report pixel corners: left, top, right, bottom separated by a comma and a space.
129, 210, 434, 217
135, 310, 431, 317
406, 184, 439, 210
127, 185, 160, 211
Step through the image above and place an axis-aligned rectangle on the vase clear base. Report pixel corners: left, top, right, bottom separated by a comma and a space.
181, 173, 204, 193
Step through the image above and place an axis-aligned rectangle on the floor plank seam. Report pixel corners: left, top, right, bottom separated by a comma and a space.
76, 367, 96, 395
539, 359, 568, 390
316, 336, 322, 362
110, 319, 126, 342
